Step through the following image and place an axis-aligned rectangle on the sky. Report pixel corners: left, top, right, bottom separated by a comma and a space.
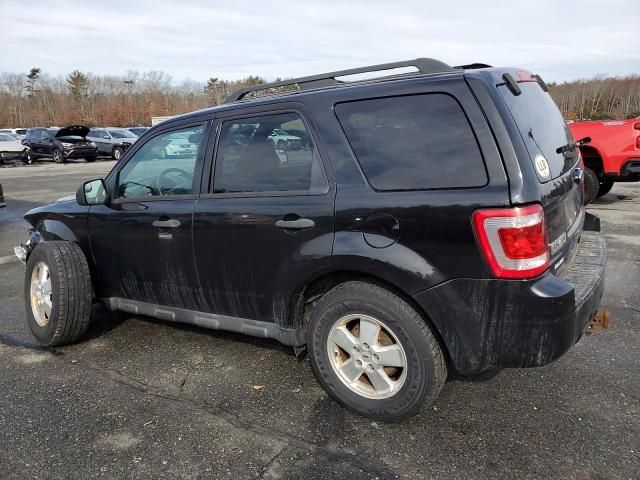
1, 0, 638, 84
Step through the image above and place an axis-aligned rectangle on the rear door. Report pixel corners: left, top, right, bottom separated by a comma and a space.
192, 105, 335, 323
496, 73, 583, 269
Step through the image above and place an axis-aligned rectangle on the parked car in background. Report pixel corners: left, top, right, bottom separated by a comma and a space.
87, 128, 138, 160
0, 184, 5, 208
15, 58, 606, 421
0, 133, 29, 164
22, 126, 97, 164
266, 128, 303, 150
128, 127, 149, 137
0, 128, 28, 140
569, 119, 640, 203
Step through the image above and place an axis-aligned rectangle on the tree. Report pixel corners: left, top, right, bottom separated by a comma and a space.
25, 67, 41, 96
66, 70, 89, 98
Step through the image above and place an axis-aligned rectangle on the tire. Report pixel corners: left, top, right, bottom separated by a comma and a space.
112, 147, 123, 161
24, 150, 35, 165
52, 148, 64, 164
24, 241, 92, 347
596, 181, 614, 198
583, 168, 599, 205
308, 281, 447, 421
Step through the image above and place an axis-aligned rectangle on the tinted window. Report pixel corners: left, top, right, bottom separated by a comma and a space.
116, 124, 204, 198
335, 94, 487, 191
498, 81, 576, 181
214, 112, 327, 194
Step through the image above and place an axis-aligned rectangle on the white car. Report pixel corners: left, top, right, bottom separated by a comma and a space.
0, 133, 29, 164
267, 128, 302, 150
0, 128, 28, 140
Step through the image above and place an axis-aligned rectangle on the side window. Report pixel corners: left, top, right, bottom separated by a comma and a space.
116, 124, 204, 199
335, 94, 487, 191
213, 112, 327, 194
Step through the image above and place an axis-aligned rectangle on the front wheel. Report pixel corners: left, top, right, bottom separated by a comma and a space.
308, 281, 447, 421
25, 242, 93, 346
112, 147, 123, 161
52, 148, 64, 164
24, 150, 35, 165
597, 181, 614, 198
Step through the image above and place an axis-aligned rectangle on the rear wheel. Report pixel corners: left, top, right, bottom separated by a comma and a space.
308, 281, 447, 421
583, 168, 599, 205
52, 148, 64, 164
596, 181, 614, 198
112, 147, 123, 161
25, 241, 92, 346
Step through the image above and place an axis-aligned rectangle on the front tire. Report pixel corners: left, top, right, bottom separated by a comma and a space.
596, 181, 614, 198
583, 168, 599, 205
25, 242, 92, 346
52, 148, 64, 164
308, 281, 447, 421
24, 150, 35, 165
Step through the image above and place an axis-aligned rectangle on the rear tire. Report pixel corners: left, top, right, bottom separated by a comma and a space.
596, 181, 614, 198
583, 168, 599, 205
308, 281, 447, 421
24, 241, 92, 346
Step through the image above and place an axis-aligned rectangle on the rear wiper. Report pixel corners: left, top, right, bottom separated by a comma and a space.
556, 136, 591, 155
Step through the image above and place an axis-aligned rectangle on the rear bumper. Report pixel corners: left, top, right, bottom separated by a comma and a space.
413, 226, 606, 374
603, 158, 640, 182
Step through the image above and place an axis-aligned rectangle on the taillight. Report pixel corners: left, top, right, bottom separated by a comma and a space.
472, 204, 550, 279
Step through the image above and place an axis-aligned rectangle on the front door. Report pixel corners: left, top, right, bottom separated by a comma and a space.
88, 121, 209, 309
193, 109, 335, 323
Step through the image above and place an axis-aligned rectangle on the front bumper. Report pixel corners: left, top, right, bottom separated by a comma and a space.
64, 147, 98, 159
413, 228, 607, 374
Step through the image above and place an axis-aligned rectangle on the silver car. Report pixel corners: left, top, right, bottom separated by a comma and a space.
87, 128, 138, 160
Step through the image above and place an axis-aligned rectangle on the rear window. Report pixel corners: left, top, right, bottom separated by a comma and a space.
498, 81, 577, 181
335, 94, 487, 191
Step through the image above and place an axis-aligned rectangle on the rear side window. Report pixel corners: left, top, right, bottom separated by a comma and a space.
213, 112, 328, 194
335, 94, 487, 191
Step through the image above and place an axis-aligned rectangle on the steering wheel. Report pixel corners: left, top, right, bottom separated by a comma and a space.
156, 168, 193, 195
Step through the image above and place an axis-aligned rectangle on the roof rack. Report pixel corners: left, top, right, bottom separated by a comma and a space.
225, 58, 457, 103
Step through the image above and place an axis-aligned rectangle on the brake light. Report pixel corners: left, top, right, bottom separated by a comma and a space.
472, 204, 550, 279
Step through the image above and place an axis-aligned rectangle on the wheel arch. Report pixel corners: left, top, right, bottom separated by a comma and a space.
579, 145, 604, 177
289, 268, 452, 366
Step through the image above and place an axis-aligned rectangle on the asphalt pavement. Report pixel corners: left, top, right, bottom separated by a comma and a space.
0, 160, 638, 479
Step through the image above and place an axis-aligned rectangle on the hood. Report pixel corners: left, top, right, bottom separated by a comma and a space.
56, 194, 76, 203
55, 125, 90, 138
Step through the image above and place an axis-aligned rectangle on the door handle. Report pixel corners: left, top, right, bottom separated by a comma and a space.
275, 218, 315, 230
152, 218, 181, 228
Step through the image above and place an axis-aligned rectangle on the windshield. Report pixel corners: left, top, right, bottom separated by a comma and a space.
498, 81, 577, 181
109, 129, 137, 139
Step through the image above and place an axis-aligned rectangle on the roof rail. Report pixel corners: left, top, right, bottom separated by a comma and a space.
225, 58, 456, 103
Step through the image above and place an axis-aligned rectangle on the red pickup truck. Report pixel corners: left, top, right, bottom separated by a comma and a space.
569, 119, 640, 203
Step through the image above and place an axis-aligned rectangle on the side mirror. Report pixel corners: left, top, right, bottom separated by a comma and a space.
76, 178, 108, 206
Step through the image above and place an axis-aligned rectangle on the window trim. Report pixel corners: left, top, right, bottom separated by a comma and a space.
110, 120, 210, 204
333, 92, 489, 192
203, 108, 330, 199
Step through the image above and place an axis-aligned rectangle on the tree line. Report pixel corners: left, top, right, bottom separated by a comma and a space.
1, 68, 639, 128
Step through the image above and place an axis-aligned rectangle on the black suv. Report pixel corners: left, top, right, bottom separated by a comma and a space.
16, 59, 606, 420
22, 126, 98, 164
